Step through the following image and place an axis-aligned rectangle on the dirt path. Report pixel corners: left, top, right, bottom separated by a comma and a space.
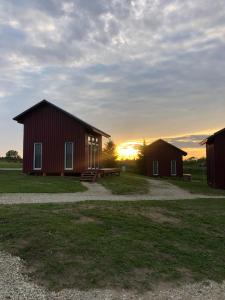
0, 250, 225, 300
148, 179, 194, 199
81, 182, 112, 196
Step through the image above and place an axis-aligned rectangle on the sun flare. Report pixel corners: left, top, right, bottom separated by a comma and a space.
116, 142, 142, 160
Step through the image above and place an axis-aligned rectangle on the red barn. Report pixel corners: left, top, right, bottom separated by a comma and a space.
13, 100, 110, 175
145, 139, 187, 177
201, 128, 225, 189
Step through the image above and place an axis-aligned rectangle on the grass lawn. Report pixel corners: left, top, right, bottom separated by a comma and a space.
99, 173, 149, 194
167, 169, 225, 196
0, 171, 87, 193
0, 199, 225, 291
0, 159, 22, 169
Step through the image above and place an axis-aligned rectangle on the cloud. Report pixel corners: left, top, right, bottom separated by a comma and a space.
166, 134, 209, 149
0, 0, 225, 155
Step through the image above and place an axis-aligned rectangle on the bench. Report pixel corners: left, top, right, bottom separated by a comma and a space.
183, 174, 192, 181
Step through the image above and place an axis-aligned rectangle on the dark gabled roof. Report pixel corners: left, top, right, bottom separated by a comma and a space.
147, 139, 187, 156
200, 128, 225, 145
13, 99, 110, 138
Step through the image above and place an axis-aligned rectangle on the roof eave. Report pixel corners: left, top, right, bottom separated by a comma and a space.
92, 128, 110, 138
200, 139, 208, 145
13, 116, 24, 124
13, 99, 111, 137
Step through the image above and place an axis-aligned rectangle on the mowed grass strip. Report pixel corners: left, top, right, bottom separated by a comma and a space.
0, 171, 87, 193
167, 169, 225, 196
0, 159, 22, 169
99, 173, 149, 194
0, 199, 225, 291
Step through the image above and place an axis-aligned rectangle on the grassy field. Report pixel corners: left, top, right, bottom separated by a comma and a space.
0, 200, 224, 291
0, 159, 22, 169
168, 168, 225, 196
0, 171, 87, 193
99, 173, 149, 194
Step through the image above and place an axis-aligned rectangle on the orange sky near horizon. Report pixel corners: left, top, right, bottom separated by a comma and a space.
116, 143, 206, 160
115, 129, 211, 160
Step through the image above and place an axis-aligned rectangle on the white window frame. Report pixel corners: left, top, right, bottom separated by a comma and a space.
88, 136, 100, 170
171, 160, 177, 176
64, 142, 74, 170
153, 160, 159, 176
33, 143, 42, 170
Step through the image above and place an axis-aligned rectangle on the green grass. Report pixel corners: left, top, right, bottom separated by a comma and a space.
0, 159, 22, 169
0, 171, 87, 193
0, 199, 225, 291
167, 168, 225, 196
99, 173, 149, 194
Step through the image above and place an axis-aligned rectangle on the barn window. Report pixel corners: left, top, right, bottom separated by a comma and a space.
33, 143, 42, 170
65, 142, 74, 170
171, 160, 177, 176
153, 160, 159, 176
88, 136, 99, 169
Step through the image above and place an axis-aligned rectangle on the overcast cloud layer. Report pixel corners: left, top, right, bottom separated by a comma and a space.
0, 0, 225, 155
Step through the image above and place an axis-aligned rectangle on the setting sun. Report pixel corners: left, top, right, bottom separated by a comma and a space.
117, 141, 142, 160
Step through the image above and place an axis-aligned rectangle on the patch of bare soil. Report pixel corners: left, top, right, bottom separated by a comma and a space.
145, 211, 180, 224
74, 216, 101, 224
177, 267, 195, 281
126, 207, 181, 224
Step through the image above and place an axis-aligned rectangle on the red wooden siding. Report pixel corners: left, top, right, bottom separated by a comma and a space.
21, 103, 103, 174
145, 139, 186, 177
206, 130, 225, 189
206, 143, 215, 187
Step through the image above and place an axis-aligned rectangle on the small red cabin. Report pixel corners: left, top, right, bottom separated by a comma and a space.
13, 100, 110, 175
201, 128, 225, 189
145, 139, 187, 177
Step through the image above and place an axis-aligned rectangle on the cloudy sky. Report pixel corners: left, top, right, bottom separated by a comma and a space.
0, 0, 225, 158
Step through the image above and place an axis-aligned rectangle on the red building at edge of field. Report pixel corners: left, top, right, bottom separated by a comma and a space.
13, 99, 110, 175
201, 128, 225, 189
145, 139, 187, 177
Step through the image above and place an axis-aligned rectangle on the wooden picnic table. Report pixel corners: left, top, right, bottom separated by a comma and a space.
99, 168, 121, 177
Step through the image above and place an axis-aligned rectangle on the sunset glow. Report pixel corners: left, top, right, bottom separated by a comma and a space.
117, 142, 142, 160
116, 134, 208, 160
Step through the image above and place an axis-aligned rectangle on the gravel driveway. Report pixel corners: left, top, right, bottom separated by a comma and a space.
0, 179, 224, 205
0, 251, 225, 300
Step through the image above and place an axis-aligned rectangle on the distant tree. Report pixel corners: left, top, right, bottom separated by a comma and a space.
5, 150, 21, 161
102, 140, 118, 168
198, 157, 206, 163
136, 140, 147, 175
187, 156, 198, 161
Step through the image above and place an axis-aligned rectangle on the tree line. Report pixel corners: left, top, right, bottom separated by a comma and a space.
0, 150, 22, 162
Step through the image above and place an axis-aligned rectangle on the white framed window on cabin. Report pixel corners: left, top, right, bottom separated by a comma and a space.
171, 160, 177, 176
64, 142, 74, 170
33, 143, 42, 170
153, 160, 159, 176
